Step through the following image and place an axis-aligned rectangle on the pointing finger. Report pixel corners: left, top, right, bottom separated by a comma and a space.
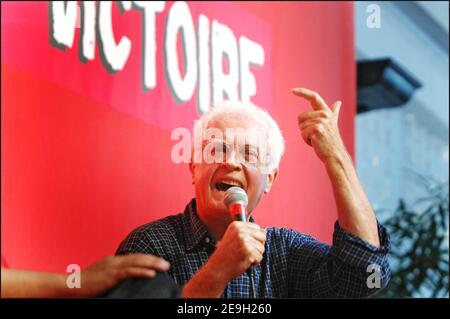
292, 87, 328, 111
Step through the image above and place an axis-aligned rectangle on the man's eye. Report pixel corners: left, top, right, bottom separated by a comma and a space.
215, 144, 226, 153
210, 143, 227, 156
245, 149, 259, 163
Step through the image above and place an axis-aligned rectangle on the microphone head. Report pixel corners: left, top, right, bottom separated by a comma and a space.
224, 186, 248, 208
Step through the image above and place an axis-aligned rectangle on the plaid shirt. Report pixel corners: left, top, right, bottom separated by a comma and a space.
116, 199, 391, 298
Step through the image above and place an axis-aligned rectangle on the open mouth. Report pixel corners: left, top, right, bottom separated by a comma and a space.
215, 180, 244, 192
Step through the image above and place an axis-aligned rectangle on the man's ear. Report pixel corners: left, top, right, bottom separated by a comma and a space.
264, 168, 278, 194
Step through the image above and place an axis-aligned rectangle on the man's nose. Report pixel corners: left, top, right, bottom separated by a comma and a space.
221, 149, 242, 170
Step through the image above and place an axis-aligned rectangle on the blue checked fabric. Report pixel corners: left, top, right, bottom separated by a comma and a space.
116, 199, 391, 298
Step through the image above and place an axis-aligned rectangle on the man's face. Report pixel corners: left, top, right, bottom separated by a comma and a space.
189, 114, 278, 228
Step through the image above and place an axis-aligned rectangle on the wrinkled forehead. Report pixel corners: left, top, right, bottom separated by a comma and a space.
205, 113, 268, 140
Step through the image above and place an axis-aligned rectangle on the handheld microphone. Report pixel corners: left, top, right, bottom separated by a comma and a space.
224, 186, 248, 222
224, 186, 256, 298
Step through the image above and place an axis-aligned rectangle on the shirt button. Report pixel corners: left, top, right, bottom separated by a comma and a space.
205, 237, 210, 244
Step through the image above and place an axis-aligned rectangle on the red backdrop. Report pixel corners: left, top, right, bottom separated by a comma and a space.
1, 1, 355, 272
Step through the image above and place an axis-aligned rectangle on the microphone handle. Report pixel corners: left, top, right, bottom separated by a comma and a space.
247, 268, 256, 298
230, 203, 256, 298
230, 203, 248, 222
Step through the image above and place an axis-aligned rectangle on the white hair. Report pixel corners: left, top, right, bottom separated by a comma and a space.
193, 100, 285, 171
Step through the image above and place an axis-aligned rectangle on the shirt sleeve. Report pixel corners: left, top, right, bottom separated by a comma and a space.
287, 220, 391, 298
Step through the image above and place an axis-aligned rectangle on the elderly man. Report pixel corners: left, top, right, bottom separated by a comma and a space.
116, 88, 391, 298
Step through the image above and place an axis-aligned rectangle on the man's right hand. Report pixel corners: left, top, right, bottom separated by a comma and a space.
208, 221, 267, 282
182, 221, 266, 297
